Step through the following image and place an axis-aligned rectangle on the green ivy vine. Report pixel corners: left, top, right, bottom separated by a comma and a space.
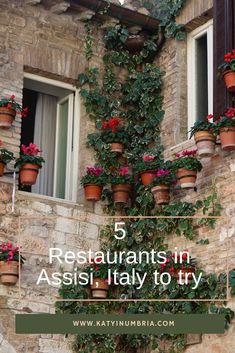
57, 2, 235, 352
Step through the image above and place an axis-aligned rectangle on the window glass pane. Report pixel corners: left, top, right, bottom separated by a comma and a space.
196, 34, 208, 121
55, 100, 68, 198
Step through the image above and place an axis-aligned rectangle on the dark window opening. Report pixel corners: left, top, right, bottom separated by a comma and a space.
195, 34, 208, 121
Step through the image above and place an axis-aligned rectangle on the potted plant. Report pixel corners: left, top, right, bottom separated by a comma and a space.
0, 94, 28, 128
189, 115, 216, 157
15, 143, 45, 185
218, 49, 235, 91
214, 107, 235, 151
160, 251, 196, 284
0, 140, 14, 176
110, 166, 132, 205
81, 166, 107, 201
151, 166, 175, 205
173, 150, 202, 189
135, 154, 161, 186
0, 242, 25, 285
100, 117, 128, 153
123, 34, 146, 54
86, 258, 110, 299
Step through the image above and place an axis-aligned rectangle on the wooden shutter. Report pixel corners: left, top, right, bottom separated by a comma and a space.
213, 0, 235, 114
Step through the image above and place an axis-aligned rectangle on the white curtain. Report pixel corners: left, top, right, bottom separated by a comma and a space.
32, 93, 57, 196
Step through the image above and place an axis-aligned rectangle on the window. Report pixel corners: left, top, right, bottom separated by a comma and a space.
187, 20, 213, 133
21, 73, 80, 202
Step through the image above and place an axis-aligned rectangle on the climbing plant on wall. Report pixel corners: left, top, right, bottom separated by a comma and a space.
57, 5, 235, 353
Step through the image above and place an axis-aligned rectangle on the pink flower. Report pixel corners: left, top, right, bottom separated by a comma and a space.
143, 154, 155, 161
119, 166, 129, 176
176, 149, 197, 158
10, 95, 15, 100
156, 169, 171, 177
21, 143, 41, 156
86, 166, 103, 177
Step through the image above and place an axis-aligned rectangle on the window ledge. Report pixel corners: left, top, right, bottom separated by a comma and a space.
17, 190, 83, 208
164, 139, 195, 160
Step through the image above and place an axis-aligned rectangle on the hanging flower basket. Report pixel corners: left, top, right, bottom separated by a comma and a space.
189, 115, 216, 157
0, 141, 14, 176
97, 118, 127, 155
0, 95, 28, 129
219, 127, 235, 151
135, 154, 161, 186
0, 260, 19, 285
223, 70, 235, 92
111, 167, 132, 205
218, 50, 235, 91
140, 170, 156, 186
84, 184, 103, 201
0, 242, 25, 286
15, 143, 44, 186
194, 131, 216, 157
151, 184, 170, 205
173, 150, 202, 189
19, 163, 40, 185
0, 107, 16, 129
110, 142, 124, 154
213, 108, 235, 151
112, 184, 131, 204
81, 166, 107, 202
90, 278, 109, 299
176, 168, 197, 189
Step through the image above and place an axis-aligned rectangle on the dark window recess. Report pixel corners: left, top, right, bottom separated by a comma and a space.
20, 88, 38, 192
195, 34, 208, 121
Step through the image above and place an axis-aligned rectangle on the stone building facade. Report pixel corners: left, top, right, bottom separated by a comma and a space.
0, 0, 234, 353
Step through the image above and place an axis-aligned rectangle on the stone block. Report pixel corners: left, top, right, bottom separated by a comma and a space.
55, 218, 79, 234
79, 221, 99, 240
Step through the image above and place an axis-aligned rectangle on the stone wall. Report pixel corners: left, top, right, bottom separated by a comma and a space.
0, 1, 234, 353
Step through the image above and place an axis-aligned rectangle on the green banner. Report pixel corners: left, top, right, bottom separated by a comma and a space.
15, 314, 225, 334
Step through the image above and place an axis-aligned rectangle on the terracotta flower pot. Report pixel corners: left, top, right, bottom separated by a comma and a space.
0, 161, 6, 176
110, 142, 124, 154
112, 184, 131, 204
84, 184, 103, 201
19, 163, 40, 185
219, 127, 235, 151
124, 35, 145, 54
151, 184, 170, 205
223, 70, 235, 92
0, 261, 19, 285
90, 278, 109, 298
0, 107, 16, 129
177, 168, 197, 189
140, 170, 156, 186
194, 131, 216, 157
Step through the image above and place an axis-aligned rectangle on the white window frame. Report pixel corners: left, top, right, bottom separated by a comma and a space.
23, 72, 80, 203
187, 19, 213, 136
